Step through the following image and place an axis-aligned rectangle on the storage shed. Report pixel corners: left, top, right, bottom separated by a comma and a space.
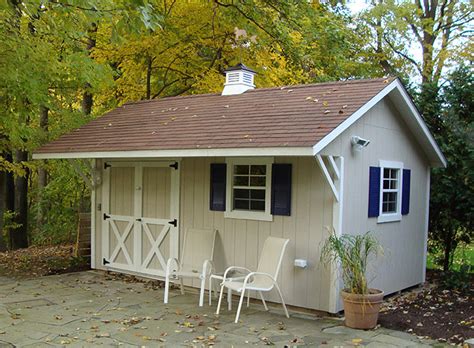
34, 65, 446, 313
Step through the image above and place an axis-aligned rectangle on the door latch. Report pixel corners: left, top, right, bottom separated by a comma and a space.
102, 258, 110, 265
168, 219, 177, 227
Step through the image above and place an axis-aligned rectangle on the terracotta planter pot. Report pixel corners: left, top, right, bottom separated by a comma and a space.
341, 289, 384, 329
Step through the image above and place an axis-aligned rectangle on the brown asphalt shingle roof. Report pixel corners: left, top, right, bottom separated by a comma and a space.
36, 77, 395, 154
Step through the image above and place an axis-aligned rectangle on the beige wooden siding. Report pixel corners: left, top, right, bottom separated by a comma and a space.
93, 156, 335, 311
322, 98, 430, 300
179, 157, 334, 311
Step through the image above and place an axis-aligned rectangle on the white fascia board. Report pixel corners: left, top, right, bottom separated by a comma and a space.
312, 79, 447, 168
32, 146, 314, 160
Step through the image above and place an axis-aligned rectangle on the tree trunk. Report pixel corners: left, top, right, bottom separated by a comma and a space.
146, 55, 152, 100
443, 228, 453, 272
38, 106, 48, 188
37, 106, 49, 228
11, 149, 29, 249
0, 169, 7, 251
82, 23, 97, 116
4, 152, 15, 250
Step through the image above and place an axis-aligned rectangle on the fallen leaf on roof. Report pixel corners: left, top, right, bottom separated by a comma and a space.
171, 117, 176, 121
184, 106, 189, 110
287, 89, 293, 93
244, 135, 249, 138
384, 79, 389, 83
324, 110, 331, 114
322, 101, 328, 106
342, 104, 348, 109
108, 123, 112, 126
191, 114, 197, 118
224, 105, 229, 108
313, 98, 319, 102
339, 110, 344, 114
305, 96, 313, 100
280, 86, 286, 90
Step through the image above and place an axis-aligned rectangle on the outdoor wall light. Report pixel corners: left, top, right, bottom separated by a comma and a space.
351, 135, 371, 151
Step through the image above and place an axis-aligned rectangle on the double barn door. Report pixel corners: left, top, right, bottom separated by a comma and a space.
101, 161, 180, 277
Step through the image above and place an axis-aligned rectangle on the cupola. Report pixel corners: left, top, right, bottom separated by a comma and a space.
222, 63, 256, 96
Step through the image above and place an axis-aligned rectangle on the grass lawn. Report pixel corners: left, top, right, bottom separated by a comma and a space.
426, 242, 473, 271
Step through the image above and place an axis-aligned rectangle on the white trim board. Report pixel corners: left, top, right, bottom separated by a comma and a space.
33, 147, 314, 160
312, 79, 446, 168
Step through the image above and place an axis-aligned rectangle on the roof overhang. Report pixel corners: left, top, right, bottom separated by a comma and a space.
312, 79, 447, 168
32, 146, 314, 160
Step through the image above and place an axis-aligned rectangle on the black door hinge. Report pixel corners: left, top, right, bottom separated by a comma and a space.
102, 258, 110, 265
103, 213, 110, 220
104, 162, 111, 169
169, 162, 178, 170
136, 218, 142, 222
168, 219, 177, 227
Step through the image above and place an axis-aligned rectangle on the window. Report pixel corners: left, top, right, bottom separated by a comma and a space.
233, 164, 267, 211
378, 160, 403, 223
225, 158, 273, 221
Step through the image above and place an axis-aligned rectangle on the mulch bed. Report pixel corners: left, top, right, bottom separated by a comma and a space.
0, 244, 90, 278
379, 270, 474, 345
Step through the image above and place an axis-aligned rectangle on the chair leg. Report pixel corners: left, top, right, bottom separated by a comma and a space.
216, 284, 225, 315
208, 277, 213, 306
247, 290, 250, 307
259, 291, 268, 311
164, 275, 170, 304
179, 278, 185, 295
235, 288, 246, 323
199, 276, 206, 307
274, 282, 290, 318
227, 288, 232, 311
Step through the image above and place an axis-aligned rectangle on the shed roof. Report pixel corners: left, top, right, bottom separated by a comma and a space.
33, 77, 446, 167
35, 77, 394, 153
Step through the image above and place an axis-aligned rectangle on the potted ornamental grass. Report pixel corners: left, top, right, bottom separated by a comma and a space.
321, 231, 384, 329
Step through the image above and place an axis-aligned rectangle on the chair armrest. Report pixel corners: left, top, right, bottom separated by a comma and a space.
201, 259, 215, 278
222, 266, 252, 282
165, 257, 180, 276
242, 271, 276, 288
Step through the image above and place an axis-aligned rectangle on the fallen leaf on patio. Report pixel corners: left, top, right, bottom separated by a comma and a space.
55, 315, 63, 320
96, 333, 110, 338
352, 338, 362, 345
60, 340, 71, 344
195, 336, 205, 340
208, 335, 216, 340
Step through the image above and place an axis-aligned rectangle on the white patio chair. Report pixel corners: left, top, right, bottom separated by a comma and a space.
216, 236, 290, 323
164, 228, 217, 307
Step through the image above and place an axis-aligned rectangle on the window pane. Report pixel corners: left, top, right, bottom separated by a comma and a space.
234, 189, 250, 199
390, 169, 398, 179
383, 168, 390, 178
383, 179, 390, 189
250, 189, 265, 200
234, 176, 249, 186
250, 165, 266, 175
250, 176, 266, 187
234, 199, 249, 210
250, 200, 265, 211
234, 165, 249, 175
390, 179, 398, 189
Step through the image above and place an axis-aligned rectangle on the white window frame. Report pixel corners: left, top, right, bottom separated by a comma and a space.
224, 157, 273, 222
378, 160, 403, 223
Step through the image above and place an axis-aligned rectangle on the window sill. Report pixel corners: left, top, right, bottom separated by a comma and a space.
224, 210, 273, 222
377, 213, 402, 223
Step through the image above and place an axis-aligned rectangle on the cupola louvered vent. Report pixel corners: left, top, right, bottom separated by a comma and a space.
222, 63, 256, 96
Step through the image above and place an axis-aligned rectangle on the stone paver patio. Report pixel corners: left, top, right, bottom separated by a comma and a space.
0, 271, 441, 347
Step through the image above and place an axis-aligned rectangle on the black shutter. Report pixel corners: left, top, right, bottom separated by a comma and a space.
271, 164, 292, 216
401, 169, 411, 215
368, 166, 381, 217
210, 163, 226, 211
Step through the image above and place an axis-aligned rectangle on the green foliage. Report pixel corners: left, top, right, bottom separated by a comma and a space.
427, 66, 473, 271
320, 231, 383, 295
30, 160, 89, 245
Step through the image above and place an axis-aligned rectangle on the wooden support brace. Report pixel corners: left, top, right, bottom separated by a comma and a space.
315, 155, 339, 202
